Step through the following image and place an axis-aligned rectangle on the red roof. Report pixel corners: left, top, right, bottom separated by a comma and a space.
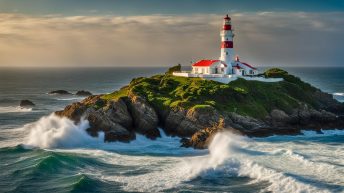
233, 65, 242, 69
192, 60, 227, 67
241, 62, 257, 70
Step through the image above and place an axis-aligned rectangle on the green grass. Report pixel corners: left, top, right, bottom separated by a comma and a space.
99, 66, 332, 119
101, 86, 129, 100
191, 104, 212, 110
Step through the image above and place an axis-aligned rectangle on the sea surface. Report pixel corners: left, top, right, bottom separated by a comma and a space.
0, 66, 343, 193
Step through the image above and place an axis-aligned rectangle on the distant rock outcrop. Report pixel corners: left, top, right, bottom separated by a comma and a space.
75, 90, 93, 96
49, 90, 72, 95
20, 100, 35, 107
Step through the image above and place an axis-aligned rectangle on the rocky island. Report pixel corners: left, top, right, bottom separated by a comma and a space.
55, 67, 344, 149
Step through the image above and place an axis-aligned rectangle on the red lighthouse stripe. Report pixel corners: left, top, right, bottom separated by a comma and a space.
223, 24, 231, 30
221, 41, 233, 48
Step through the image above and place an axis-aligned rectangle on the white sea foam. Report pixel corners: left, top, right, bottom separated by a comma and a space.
24, 114, 104, 149
6, 114, 342, 192
21, 113, 193, 154
238, 160, 329, 193
200, 133, 329, 193
333, 92, 344, 96
0, 106, 32, 113
272, 149, 310, 164
55, 97, 85, 101
259, 129, 344, 140
302, 129, 344, 137
103, 132, 333, 193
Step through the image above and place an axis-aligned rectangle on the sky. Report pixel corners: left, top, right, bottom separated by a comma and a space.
0, 0, 344, 67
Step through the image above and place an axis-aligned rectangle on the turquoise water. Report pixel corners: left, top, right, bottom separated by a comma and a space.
0, 67, 343, 193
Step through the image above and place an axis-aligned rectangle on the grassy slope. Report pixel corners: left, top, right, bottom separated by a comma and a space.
101, 68, 324, 119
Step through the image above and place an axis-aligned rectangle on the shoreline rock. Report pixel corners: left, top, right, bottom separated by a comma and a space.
49, 90, 72, 95
54, 68, 344, 149
126, 93, 160, 139
55, 91, 344, 149
20, 100, 35, 107
75, 90, 93, 96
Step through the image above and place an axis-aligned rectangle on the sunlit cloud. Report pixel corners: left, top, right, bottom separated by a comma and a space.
0, 12, 343, 67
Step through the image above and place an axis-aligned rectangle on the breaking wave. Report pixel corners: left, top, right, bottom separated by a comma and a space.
20, 114, 192, 155
24, 114, 104, 149
5, 115, 342, 192
55, 97, 85, 101
104, 132, 336, 193
333, 92, 344, 96
0, 106, 32, 113
302, 129, 344, 136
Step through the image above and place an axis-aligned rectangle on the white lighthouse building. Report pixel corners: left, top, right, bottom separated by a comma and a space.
173, 15, 282, 83
219, 14, 234, 74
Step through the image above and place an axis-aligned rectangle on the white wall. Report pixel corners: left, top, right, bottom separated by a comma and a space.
173, 72, 283, 83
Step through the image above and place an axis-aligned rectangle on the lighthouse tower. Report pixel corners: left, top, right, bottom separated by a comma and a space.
219, 14, 234, 74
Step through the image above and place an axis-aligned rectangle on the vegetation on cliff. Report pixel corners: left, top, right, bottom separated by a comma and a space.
101, 67, 339, 119
57, 65, 344, 148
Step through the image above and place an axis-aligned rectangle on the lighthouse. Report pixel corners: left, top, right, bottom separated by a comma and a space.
173, 14, 262, 83
219, 14, 234, 74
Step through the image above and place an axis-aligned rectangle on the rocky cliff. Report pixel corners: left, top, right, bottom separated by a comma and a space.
55, 67, 344, 149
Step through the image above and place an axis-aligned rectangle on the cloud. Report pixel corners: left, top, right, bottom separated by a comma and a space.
0, 12, 343, 67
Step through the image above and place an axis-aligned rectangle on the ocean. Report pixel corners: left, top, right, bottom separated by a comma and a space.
0, 66, 343, 193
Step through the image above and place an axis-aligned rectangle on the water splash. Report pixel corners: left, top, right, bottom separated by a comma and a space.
24, 114, 103, 149
106, 132, 334, 192
333, 92, 344, 96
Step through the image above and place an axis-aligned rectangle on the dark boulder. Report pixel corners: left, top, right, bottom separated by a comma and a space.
163, 105, 223, 137
104, 130, 135, 142
55, 95, 136, 142
243, 127, 302, 137
19, 100, 35, 107
181, 119, 242, 149
55, 102, 87, 122
49, 90, 72, 95
84, 108, 135, 142
181, 127, 219, 149
225, 112, 268, 131
104, 98, 133, 129
75, 90, 93, 96
127, 93, 160, 139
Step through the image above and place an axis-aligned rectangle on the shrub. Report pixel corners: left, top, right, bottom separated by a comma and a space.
165, 64, 182, 74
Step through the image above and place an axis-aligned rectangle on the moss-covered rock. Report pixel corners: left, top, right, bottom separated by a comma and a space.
102, 68, 343, 120
56, 67, 344, 148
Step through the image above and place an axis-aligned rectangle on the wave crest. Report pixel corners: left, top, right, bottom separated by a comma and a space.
109, 132, 331, 193
24, 114, 103, 149
0, 106, 32, 113
333, 92, 344, 96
